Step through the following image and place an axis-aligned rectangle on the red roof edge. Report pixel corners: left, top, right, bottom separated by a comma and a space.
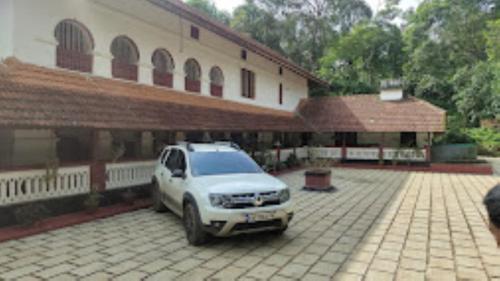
147, 0, 329, 86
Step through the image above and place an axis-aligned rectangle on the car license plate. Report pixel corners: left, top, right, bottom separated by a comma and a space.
245, 212, 275, 223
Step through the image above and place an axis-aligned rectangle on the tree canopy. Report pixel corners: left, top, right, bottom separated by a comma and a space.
185, 0, 500, 127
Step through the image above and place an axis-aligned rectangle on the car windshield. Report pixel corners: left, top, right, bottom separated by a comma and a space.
190, 151, 263, 176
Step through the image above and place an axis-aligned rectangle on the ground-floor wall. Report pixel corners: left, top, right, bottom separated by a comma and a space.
0, 129, 305, 169
310, 132, 432, 148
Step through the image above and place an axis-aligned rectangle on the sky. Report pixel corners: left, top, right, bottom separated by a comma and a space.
210, 0, 422, 14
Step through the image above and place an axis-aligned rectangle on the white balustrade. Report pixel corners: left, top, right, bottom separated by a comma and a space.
310, 147, 342, 159
295, 147, 309, 159
384, 148, 426, 162
0, 166, 90, 206
105, 160, 156, 190
346, 147, 380, 160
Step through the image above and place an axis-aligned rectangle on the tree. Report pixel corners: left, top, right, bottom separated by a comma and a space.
403, 0, 498, 112
318, 22, 405, 95
453, 62, 498, 126
231, 1, 285, 54
486, 19, 500, 101
186, 0, 231, 25
230, 0, 373, 71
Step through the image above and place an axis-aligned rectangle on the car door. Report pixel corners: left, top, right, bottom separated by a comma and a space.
161, 149, 179, 212
156, 148, 170, 190
169, 149, 188, 214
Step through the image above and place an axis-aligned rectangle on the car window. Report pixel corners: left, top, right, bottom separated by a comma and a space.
165, 149, 179, 172
190, 151, 262, 177
177, 150, 187, 172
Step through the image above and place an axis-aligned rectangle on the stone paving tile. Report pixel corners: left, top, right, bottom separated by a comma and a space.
0, 169, 499, 280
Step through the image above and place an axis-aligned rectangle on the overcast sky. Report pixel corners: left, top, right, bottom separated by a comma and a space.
210, 0, 422, 14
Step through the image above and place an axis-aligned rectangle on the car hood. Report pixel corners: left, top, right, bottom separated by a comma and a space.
192, 173, 286, 194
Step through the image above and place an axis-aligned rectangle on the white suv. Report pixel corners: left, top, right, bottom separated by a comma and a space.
152, 142, 293, 245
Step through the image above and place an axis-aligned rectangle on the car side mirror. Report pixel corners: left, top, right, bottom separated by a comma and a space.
172, 169, 186, 179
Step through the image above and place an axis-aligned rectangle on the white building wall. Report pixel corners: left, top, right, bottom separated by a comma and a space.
7, 0, 309, 112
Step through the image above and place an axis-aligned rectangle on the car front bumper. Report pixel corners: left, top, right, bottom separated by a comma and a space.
201, 203, 294, 236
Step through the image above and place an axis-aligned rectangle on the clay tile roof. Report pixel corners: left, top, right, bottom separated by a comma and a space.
0, 58, 308, 132
297, 95, 446, 133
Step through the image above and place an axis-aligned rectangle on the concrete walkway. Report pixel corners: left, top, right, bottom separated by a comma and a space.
0, 169, 499, 280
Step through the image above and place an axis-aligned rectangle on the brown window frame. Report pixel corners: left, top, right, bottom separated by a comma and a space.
54, 19, 94, 73
241, 68, 256, 99
190, 26, 200, 40
110, 36, 139, 82
279, 83, 283, 105
152, 48, 175, 88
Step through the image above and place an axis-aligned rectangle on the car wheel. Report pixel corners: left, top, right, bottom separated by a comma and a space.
183, 201, 208, 246
271, 224, 288, 235
152, 181, 167, 213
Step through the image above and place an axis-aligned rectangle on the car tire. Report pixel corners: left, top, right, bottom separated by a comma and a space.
183, 201, 208, 246
152, 181, 167, 213
271, 224, 288, 235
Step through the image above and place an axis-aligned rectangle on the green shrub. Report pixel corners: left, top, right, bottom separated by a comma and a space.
465, 128, 500, 156
83, 189, 101, 213
285, 153, 301, 168
14, 203, 50, 227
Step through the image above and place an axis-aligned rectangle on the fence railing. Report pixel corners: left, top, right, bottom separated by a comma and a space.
0, 165, 90, 206
105, 160, 156, 190
347, 148, 380, 160
383, 148, 426, 161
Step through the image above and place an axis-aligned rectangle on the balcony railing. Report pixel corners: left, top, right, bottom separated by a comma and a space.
153, 70, 173, 88
185, 78, 201, 93
0, 165, 90, 206
210, 84, 223, 97
56, 47, 93, 73
112, 59, 138, 81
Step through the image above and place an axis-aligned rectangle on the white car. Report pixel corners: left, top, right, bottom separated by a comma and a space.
152, 142, 293, 245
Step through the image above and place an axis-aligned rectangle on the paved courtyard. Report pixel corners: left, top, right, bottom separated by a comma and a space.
0, 169, 499, 281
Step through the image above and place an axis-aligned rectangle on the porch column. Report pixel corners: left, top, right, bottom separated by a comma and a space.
379, 133, 385, 165
341, 133, 347, 161
425, 132, 432, 162
90, 131, 106, 192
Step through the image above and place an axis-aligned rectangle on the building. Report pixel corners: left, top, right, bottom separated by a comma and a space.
0, 0, 446, 208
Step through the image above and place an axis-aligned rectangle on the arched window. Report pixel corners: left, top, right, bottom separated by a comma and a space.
111, 36, 139, 81
54, 20, 94, 72
209, 66, 224, 98
184, 58, 201, 93
152, 49, 175, 88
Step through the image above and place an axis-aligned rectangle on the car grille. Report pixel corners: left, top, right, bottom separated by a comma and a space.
226, 191, 280, 209
232, 219, 283, 231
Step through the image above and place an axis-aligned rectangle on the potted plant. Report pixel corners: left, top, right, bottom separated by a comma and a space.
83, 187, 101, 214
122, 188, 136, 205
304, 159, 335, 192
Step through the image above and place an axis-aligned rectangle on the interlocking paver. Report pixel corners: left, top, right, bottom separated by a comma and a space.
0, 169, 498, 280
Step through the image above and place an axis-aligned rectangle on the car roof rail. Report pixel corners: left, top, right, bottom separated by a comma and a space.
214, 141, 241, 150
177, 141, 195, 152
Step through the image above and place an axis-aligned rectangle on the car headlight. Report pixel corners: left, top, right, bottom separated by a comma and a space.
209, 194, 232, 208
279, 188, 290, 203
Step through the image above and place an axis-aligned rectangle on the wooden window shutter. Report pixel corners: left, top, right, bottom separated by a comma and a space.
279, 83, 283, 104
